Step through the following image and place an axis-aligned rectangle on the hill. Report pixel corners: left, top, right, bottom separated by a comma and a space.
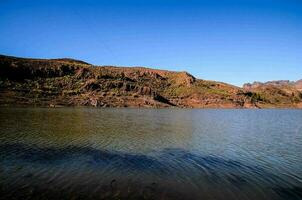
0, 55, 301, 108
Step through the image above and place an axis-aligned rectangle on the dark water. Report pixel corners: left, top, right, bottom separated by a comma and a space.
0, 108, 302, 200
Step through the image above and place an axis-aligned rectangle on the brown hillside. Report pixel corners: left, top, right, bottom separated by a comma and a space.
0, 55, 301, 108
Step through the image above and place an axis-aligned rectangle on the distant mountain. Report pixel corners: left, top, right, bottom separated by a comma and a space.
243, 80, 301, 89
0, 55, 301, 108
243, 79, 302, 91
295, 79, 302, 91
243, 80, 302, 108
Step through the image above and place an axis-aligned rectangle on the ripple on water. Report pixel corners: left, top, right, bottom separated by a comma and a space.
0, 108, 302, 200
0, 143, 301, 200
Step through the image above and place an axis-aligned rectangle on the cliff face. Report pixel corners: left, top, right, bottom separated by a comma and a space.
0, 55, 301, 108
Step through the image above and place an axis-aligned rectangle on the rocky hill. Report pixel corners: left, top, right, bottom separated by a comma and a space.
0, 55, 301, 108
243, 80, 302, 108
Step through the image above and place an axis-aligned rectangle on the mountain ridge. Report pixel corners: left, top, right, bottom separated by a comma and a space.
0, 55, 301, 108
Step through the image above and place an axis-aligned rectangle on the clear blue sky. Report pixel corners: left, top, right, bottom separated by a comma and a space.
0, 0, 301, 86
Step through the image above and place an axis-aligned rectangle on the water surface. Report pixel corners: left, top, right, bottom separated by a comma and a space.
0, 108, 301, 200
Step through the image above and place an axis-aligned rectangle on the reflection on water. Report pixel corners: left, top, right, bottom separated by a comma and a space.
0, 108, 302, 200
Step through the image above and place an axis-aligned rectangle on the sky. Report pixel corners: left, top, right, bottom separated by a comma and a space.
0, 0, 301, 86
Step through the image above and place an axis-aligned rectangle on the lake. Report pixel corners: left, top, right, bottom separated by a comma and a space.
0, 108, 301, 200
